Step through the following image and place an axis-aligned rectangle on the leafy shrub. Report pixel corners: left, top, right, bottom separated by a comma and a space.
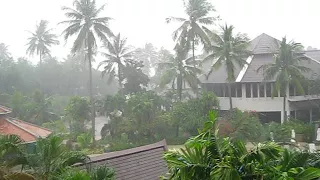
77, 132, 92, 149
218, 109, 267, 142
266, 119, 314, 142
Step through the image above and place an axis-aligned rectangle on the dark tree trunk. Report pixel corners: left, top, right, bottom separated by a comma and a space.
88, 43, 96, 146
228, 83, 233, 110
283, 92, 287, 122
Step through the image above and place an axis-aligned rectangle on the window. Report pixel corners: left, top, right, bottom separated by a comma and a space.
237, 84, 242, 97
252, 83, 258, 98
259, 83, 265, 97
289, 85, 294, 96
231, 84, 236, 97
266, 83, 272, 97
246, 83, 251, 98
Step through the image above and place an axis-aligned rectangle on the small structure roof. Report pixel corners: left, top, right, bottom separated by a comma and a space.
77, 140, 168, 180
0, 105, 52, 143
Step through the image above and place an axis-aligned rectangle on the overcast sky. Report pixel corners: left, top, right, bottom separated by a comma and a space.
1, 0, 320, 64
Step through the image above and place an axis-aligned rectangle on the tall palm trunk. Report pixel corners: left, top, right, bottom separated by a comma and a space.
283, 92, 287, 122
88, 43, 95, 146
118, 64, 122, 95
228, 83, 233, 110
192, 38, 195, 64
39, 51, 42, 66
176, 74, 183, 137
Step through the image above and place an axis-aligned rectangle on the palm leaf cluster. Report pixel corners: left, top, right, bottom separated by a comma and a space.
26, 20, 59, 65
163, 111, 320, 180
158, 46, 201, 101
0, 134, 92, 180
98, 33, 134, 89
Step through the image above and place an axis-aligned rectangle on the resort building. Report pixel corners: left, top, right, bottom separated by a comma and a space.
201, 33, 320, 123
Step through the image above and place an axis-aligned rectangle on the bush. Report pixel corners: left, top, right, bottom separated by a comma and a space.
218, 109, 267, 142
266, 119, 314, 142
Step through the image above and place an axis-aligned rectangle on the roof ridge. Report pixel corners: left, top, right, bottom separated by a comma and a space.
87, 140, 167, 163
0, 105, 12, 115
12, 118, 52, 132
5, 118, 39, 139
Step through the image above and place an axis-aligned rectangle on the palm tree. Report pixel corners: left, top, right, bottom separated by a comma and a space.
98, 33, 133, 94
60, 0, 113, 145
166, 0, 216, 62
204, 25, 249, 110
0, 43, 11, 60
26, 20, 59, 66
26, 135, 90, 180
257, 37, 309, 121
159, 45, 201, 101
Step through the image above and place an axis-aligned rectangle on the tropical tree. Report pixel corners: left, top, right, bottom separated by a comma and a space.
99, 33, 133, 94
0, 43, 11, 60
65, 96, 90, 135
60, 0, 113, 145
204, 25, 249, 110
26, 134, 90, 180
159, 46, 201, 101
257, 37, 309, 121
166, 0, 217, 62
26, 20, 59, 66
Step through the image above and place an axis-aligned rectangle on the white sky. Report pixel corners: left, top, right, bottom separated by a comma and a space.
1, 0, 320, 64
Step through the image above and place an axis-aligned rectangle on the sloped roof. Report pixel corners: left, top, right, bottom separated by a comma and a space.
0, 118, 52, 142
77, 140, 168, 180
249, 33, 280, 54
0, 105, 52, 142
0, 105, 11, 114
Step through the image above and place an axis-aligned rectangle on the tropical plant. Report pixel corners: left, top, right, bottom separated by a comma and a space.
99, 33, 134, 93
0, 43, 11, 60
123, 60, 149, 95
257, 37, 309, 121
65, 96, 90, 134
204, 25, 249, 109
60, 0, 114, 145
26, 20, 59, 66
162, 111, 320, 180
166, 0, 217, 62
159, 46, 201, 101
90, 165, 115, 180
26, 134, 90, 180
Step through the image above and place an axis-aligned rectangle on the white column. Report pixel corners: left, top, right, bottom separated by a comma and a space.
257, 83, 260, 98
264, 83, 267, 97
242, 84, 246, 98
250, 83, 253, 98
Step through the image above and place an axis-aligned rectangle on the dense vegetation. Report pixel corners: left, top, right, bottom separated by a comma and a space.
1, 0, 320, 179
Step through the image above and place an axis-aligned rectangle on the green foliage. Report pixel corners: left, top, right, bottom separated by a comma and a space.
42, 120, 68, 134
123, 60, 149, 95
77, 133, 92, 149
219, 109, 267, 142
266, 119, 313, 142
90, 165, 115, 180
26, 134, 90, 180
65, 96, 90, 134
162, 111, 320, 180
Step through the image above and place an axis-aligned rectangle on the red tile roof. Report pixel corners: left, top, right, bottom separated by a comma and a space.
77, 140, 168, 180
0, 105, 11, 114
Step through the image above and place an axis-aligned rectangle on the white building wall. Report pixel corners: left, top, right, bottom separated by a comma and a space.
218, 97, 284, 112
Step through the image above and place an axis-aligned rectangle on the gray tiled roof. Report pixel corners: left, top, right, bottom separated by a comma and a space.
77, 140, 168, 180
249, 33, 280, 54
240, 54, 275, 82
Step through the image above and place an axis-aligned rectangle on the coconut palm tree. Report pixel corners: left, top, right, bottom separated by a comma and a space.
257, 37, 309, 121
60, 0, 113, 145
204, 25, 249, 110
166, 0, 217, 62
0, 43, 11, 60
159, 45, 201, 101
26, 20, 59, 66
98, 33, 133, 94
